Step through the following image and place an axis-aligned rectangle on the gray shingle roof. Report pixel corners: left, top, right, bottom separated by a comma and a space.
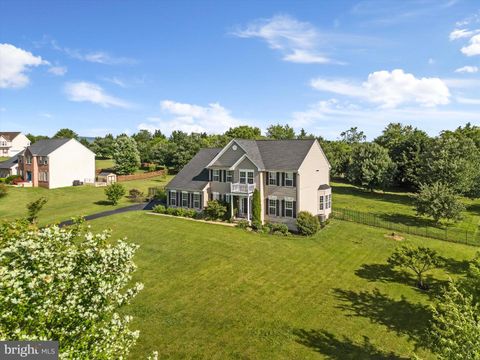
166, 148, 221, 191
0, 132, 21, 141
27, 138, 71, 156
0, 154, 19, 169
211, 139, 316, 170
318, 184, 331, 190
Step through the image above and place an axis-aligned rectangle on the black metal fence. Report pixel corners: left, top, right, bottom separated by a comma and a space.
332, 207, 480, 247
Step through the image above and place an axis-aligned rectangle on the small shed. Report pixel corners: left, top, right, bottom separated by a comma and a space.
97, 171, 117, 184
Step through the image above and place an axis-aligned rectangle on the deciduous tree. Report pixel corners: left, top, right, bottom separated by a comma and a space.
414, 182, 465, 223
113, 136, 141, 175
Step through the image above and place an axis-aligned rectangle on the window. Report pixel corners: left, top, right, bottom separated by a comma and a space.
240, 170, 254, 184
319, 195, 324, 210
170, 191, 177, 206
269, 172, 277, 185
26, 156, 32, 164
39, 172, 48, 182
0, 141, 7, 147
212, 192, 220, 201
193, 193, 200, 208
326, 194, 332, 209
285, 199, 294, 217
269, 198, 277, 216
213, 169, 220, 182
182, 192, 189, 207
285, 172, 294, 187
226, 170, 233, 182
38, 156, 48, 165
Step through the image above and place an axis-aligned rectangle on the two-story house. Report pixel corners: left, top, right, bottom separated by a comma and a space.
17, 138, 95, 189
165, 139, 332, 229
0, 132, 30, 157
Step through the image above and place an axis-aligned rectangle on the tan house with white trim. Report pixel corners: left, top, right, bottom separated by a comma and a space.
165, 139, 332, 229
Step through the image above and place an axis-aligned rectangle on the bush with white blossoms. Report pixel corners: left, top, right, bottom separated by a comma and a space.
0, 220, 143, 359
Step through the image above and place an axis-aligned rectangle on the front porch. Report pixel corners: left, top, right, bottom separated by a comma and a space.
228, 182, 255, 222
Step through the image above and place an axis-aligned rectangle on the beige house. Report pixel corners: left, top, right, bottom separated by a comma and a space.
0, 132, 30, 157
17, 138, 95, 189
165, 139, 332, 229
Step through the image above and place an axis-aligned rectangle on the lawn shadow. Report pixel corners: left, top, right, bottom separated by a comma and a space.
440, 256, 471, 275
94, 200, 114, 206
355, 263, 449, 300
377, 213, 439, 229
332, 184, 413, 207
333, 288, 431, 350
466, 203, 480, 214
294, 329, 408, 360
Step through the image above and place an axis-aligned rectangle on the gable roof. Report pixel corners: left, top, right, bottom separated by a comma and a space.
209, 139, 317, 171
0, 154, 19, 169
0, 132, 21, 141
166, 148, 221, 191
26, 138, 72, 156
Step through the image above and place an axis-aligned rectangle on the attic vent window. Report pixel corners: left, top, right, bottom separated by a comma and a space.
232, 145, 237, 150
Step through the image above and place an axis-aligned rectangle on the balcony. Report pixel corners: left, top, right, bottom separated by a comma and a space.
230, 182, 255, 194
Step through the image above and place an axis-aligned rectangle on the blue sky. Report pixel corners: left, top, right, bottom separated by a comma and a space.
0, 0, 479, 140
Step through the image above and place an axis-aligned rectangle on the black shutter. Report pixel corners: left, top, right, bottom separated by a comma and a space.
167, 191, 170, 206
276, 200, 280, 216
223, 170, 227, 183
176, 191, 180, 206
293, 201, 297, 218
276, 172, 280, 186
209, 193, 213, 201
282, 172, 285, 186
200, 194, 203, 209
281, 200, 285, 217
265, 172, 269, 186
293, 173, 297, 187
190, 193, 193, 208
209, 169, 213, 181
265, 198, 269, 215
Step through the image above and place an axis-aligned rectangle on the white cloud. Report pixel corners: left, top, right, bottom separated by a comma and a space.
0, 43, 47, 88
102, 76, 127, 87
138, 100, 243, 134
449, 28, 479, 40
64, 81, 131, 108
311, 69, 450, 108
291, 98, 480, 138
48, 65, 67, 76
461, 34, 480, 56
232, 15, 336, 64
456, 96, 480, 105
50, 40, 136, 65
454, 65, 479, 73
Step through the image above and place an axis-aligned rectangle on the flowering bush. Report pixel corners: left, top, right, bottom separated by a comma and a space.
0, 221, 143, 359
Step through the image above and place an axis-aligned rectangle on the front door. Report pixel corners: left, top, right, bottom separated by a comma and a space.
237, 197, 249, 218
26, 171, 32, 181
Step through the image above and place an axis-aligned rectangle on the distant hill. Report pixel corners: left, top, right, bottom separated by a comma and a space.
79, 136, 95, 143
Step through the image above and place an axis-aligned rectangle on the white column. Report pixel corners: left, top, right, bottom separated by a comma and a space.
247, 194, 251, 222
230, 194, 234, 218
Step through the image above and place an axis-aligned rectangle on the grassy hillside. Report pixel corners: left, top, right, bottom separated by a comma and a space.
89, 212, 478, 359
0, 175, 172, 225
332, 181, 480, 237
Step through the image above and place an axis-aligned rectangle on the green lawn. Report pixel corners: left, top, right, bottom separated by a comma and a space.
0, 175, 172, 226
0, 156, 10, 162
95, 158, 115, 170
88, 212, 477, 359
332, 181, 480, 237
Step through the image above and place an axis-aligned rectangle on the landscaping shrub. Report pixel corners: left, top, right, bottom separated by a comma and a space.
26, 197, 48, 224
0, 184, 7, 198
152, 205, 166, 214
236, 219, 250, 229
105, 183, 126, 205
252, 189, 261, 224
5, 175, 21, 184
251, 219, 263, 232
267, 222, 289, 236
204, 200, 227, 220
154, 189, 167, 202
296, 211, 320, 236
0, 178, 6, 183
128, 188, 145, 203
165, 207, 177, 215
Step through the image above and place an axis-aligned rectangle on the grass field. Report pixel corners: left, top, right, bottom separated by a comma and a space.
0, 156, 9, 162
89, 212, 477, 359
0, 175, 172, 225
332, 181, 480, 236
95, 158, 115, 170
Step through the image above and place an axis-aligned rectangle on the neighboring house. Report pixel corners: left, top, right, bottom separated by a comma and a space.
17, 138, 95, 189
166, 139, 332, 229
0, 154, 20, 178
0, 132, 31, 157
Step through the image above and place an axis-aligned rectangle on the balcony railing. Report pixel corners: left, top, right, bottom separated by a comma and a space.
230, 183, 255, 194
